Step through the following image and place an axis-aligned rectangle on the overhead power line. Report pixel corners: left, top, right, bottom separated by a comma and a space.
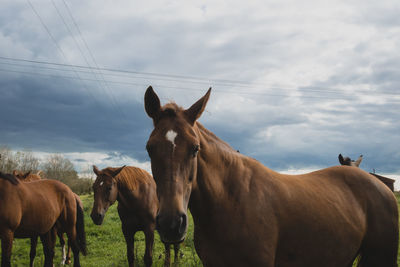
1, 67, 400, 105
26, 0, 102, 105
1, 55, 399, 99
50, 0, 125, 118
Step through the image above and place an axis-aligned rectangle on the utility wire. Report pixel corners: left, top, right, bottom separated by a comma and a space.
2, 67, 400, 104
1, 55, 399, 98
50, 0, 125, 118
26, 0, 102, 106
60, 0, 119, 99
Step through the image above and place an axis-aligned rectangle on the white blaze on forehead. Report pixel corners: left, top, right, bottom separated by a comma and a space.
99, 181, 104, 186
166, 130, 178, 148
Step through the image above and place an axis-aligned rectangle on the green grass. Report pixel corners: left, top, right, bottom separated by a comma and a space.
9, 193, 400, 266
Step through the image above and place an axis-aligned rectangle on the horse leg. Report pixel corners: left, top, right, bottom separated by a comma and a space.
358, 240, 398, 267
66, 240, 72, 265
173, 243, 180, 266
69, 237, 81, 267
40, 227, 57, 267
0, 229, 14, 267
122, 224, 135, 267
58, 231, 71, 265
358, 212, 398, 267
164, 243, 170, 267
29, 236, 38, 267
143, 228, 154, 267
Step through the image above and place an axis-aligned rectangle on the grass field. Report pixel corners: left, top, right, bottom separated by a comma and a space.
9, 193, 400, 266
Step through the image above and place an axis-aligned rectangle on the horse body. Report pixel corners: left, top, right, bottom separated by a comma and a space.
144, 86, 398, 267
12, 170, 81, 266
192, 147, 396, 266
91, 166, 180, 267
0, 173, 86, 267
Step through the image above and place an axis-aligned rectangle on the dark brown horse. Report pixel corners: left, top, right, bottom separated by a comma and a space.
0, 172, 87, 267
90, 165, 180, 267
144, 86, 399, 267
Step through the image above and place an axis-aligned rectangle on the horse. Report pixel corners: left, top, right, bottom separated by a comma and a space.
12, 170, 42, 182
0, 172, 87, 267
90, 165, 180, 267
13, 170, 82, 266
144, 86, 399, 267
338, 154, 363, 167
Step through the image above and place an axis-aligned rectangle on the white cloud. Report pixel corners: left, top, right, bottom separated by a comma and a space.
35, 151, 151, 174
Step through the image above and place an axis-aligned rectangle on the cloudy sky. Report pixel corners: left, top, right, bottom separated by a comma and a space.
1, 0, 399, 183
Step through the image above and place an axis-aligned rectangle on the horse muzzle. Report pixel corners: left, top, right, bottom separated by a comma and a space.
156, 212, 187, 243
90, 212, 105, 225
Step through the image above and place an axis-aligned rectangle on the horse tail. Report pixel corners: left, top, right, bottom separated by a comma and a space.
75, 198, 87, 256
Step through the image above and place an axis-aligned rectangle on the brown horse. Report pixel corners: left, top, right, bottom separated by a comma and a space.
144, 86, 399, 267
0, 172, 87, 267
13, 170, 81, 266
338, 154, 363, 167
13, 170, 42, 182
90, 165, 180, 267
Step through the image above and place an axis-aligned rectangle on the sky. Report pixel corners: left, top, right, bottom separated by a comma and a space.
0, 0, 399, 185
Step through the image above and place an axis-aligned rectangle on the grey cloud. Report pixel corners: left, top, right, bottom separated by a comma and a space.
1, 0, 399, 176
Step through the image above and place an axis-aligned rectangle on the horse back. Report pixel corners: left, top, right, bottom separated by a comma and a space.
13, 179, 76, 236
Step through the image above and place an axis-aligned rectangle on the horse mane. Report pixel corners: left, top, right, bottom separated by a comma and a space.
0, 172, 20, 185
106, 166, 152, 191
196, 122, 237, 153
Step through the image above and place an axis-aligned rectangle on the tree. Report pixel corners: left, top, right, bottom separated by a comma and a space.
0, 146, 39, 173
42, 154, 78, 183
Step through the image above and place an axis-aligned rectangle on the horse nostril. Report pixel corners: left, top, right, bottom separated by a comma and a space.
91, 212, 104, 224
178, 213, 187, 234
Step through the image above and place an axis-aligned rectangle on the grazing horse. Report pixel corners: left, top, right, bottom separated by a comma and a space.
144, 86, 399, 267
90, 165, 180, 267
0, 172, 87, 267
338, 154, 363, 167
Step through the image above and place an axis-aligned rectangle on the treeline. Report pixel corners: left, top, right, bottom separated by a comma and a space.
0, 146, 92, 194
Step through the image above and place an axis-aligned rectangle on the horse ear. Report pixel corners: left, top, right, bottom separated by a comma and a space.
354, 155, 363, 167
23, 171, 31, 179
184, 88, 211, 125
12, 170, 18, 176
144, 86, 161, 123
338, 154, 345, 165
93, 165, 101, 176
36, 170, 42, 177
112, 165, 126, 178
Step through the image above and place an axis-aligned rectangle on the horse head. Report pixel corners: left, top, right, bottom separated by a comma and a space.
13, 170, 42, 181
13, 170, 31, 180
338, 154, 363, 167
90, 165, 125, 225
144, 86, 211, 243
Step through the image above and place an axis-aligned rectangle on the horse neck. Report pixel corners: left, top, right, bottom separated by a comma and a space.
114, 176, 132, 206
190, 123, 246, 213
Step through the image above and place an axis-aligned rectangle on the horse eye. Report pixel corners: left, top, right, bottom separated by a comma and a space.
192, 144, 200, 157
